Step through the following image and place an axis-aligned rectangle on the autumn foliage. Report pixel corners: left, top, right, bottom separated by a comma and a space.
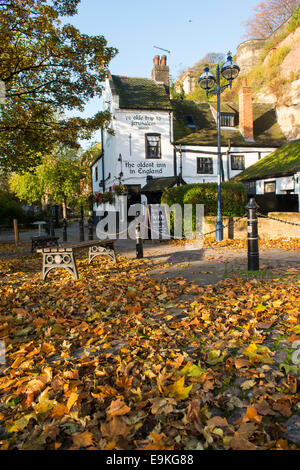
0, 240, 299, 450
243, 0, 299, 39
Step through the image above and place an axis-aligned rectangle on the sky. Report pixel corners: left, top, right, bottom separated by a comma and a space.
65, 0, 260, 147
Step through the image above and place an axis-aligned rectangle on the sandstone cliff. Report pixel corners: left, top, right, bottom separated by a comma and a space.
175, 10, 300, 141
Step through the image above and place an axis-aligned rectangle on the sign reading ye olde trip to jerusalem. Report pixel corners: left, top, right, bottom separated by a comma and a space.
125, 113, 161, 129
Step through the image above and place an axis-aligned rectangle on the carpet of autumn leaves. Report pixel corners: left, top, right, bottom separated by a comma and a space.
0, 242, 299, 451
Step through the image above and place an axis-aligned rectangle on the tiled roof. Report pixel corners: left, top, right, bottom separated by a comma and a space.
142, 176, 183, 192
111, 75, 172, 110
234, 139, 300, 181
172, 100, 288, 148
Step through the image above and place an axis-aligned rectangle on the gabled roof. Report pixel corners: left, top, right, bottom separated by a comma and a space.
235, 139, 300, 181
172, 100, 288, 148
111, 75, 172, 111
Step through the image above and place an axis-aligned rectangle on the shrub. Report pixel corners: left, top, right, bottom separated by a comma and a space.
161, 182, 247, 217
0, 191, 38, 226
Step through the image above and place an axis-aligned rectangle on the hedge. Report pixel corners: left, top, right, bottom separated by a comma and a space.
0, 191, 37, 226
161, 182, 247, 217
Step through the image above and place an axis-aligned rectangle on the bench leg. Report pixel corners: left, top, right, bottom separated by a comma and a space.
42, 251, 79, 281
89, 244, 116, 264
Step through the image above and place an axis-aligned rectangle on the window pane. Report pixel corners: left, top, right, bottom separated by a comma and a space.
146, 134, 161, 159
264, 181, 276, 193
231, 155, 245, 170
197, 157, 213, 174
221, 113, 234, 127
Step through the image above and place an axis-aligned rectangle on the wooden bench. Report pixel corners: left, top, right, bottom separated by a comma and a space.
37, 239, 116, 281
31, 235, 59, 253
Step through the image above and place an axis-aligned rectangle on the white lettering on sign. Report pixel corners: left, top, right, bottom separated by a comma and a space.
125, 114, 161, 129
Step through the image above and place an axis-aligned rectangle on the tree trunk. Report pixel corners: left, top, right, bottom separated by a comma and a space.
62, 197, 67, 219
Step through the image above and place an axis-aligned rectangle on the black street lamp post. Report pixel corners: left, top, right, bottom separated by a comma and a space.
198, 52, 240, 241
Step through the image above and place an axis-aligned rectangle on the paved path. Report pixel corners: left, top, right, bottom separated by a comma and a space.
114, 239, 299, 285
1, 227, 299, 286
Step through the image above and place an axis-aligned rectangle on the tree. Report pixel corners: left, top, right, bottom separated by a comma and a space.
201, 52, 226, 64
243, 0, 299, 39
0, 0, 117, 172
170, 82, 186, 100
9, 146, 88, 218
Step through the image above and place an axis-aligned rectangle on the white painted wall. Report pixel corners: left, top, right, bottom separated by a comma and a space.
91, 76, 285, 212
180, 147, 276, 184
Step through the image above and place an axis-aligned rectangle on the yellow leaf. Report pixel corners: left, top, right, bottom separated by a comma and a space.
9, 414, 36, 433
166, 377, 193, 400
246, 407, 262, 423
51, 404, 69, 419
66, 392, 79, 411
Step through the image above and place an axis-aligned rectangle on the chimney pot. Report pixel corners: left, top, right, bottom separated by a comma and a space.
151, 55, 170, 88
160, 55, 167, 66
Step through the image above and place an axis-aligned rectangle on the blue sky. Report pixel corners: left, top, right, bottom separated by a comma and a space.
66, 0, 260, 147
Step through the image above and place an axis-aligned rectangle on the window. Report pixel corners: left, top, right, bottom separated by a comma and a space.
95, 166, 98, 182
197, 157, 213, 174
244, 181, 256, 195
184, 115, 196, 129
231, 155, 245, 171
264, 181, 276, 193
145, 133, 161, 159
221, 113, 234, 127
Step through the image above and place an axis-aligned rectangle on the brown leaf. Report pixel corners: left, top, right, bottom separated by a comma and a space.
234, 358, 250, 369
106, 398, 130, 420
206, 416, 229, 428
230, 434, 257, 450
101, 417, 130, 440
72, 431, 94, 449
272, 403, 292, 417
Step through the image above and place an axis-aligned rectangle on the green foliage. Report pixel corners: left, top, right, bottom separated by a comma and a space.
0, 191, 36, 226
170, 82, 185, 100
0, 0, 117, 172
223, 10, 300, 103
287, 6, 300, 33
9, 146, 88, 212
161, 182, 247, 217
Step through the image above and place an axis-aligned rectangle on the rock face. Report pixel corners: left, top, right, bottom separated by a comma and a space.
255, 26, 300, 140
236, 39, 266, 75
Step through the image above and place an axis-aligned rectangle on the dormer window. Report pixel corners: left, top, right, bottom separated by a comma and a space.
221, 113, 234, 127
184, 115, 196, 129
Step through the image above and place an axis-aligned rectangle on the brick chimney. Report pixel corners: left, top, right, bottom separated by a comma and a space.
152, 55, 169, 87
239, 77, 254, 141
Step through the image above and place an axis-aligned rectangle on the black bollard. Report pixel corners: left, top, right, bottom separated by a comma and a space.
79, 218, 84, 242
136, 222, 143, 259
62, 218, 68, 242
246, 198, 259, 271
88, 217, 94, 241
50, 216, 55, 237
